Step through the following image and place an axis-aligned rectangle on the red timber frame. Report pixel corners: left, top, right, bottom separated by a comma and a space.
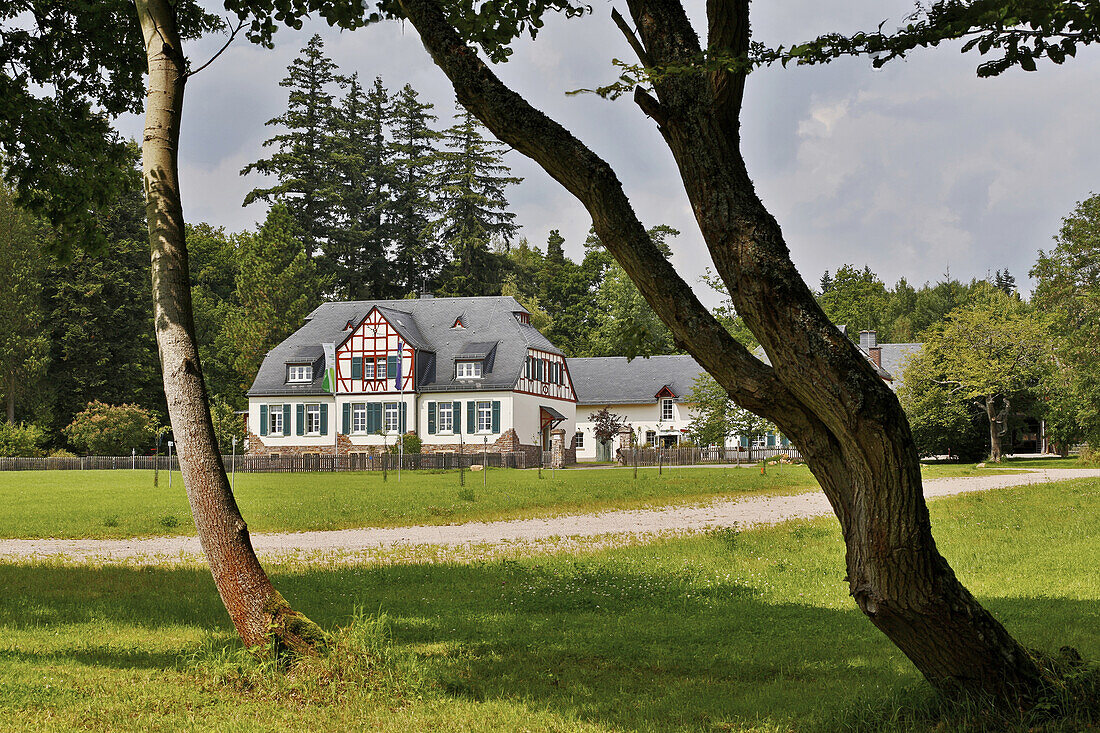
515, 347, 576, 402
336, 307, 416, 395
655, 385, 677, 400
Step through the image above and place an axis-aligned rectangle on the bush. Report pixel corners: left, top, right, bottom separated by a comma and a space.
388, 433, 422, 455
47, 448, 76, 458
64, 401, 159, 455
0, 422, 46, 457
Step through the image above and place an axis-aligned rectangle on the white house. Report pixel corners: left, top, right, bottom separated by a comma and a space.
246, 295, 578, 462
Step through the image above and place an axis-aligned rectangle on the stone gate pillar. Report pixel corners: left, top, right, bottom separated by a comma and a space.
550, 428, 566, 468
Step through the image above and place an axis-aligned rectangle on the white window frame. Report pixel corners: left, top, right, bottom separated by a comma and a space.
305, 403, 321, 435
752, 434, 768, 449
352, 403, 367, 434
268, 404, 284, 436
287, 365, 312, 383
438, 402, 454, 433
384, 402, 400, 433
375, 358, 387, 380
477, 401, 492, 432
646, 430, 657, 446
661, 397, 674, 421
575, 431, 584, 449
456, 361, 482, 379
363, 359, 375, 380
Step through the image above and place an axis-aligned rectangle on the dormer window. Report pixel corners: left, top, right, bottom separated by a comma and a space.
514, 311, 530, 325
456, 361, 482, 379
452, 315, 465, 329
287, 365, 312, 383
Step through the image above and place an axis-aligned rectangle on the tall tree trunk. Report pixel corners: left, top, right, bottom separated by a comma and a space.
134, 0, 324, 654
397, 0, 1045, 705
986, 396, 1002, 462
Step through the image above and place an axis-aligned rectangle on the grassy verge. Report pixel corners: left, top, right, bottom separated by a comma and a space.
0, 463, 1023, 540
1, 477, 1097, 731
1003, 455, 1100, 469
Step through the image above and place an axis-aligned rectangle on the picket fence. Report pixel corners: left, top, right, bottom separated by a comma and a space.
0, 452, 529, 473
617, 445, 802, 467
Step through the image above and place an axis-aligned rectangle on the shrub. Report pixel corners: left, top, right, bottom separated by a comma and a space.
47, 448, 77, 458
0, 422, 46, 457
210, 397, 246, 454
64, 401, 159, 455
388, 433, 422, 455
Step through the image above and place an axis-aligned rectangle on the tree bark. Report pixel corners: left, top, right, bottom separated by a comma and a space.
985, 395, 1010, 462
397, 0, 1045, 704
134, 0, 324, 654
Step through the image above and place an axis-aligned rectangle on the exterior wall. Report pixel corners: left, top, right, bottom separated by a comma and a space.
417, 390, 515, 448
335, 309, 415, 394
510, 390, 576, 449
516, 347, 577, 402
573, 400, 692, 461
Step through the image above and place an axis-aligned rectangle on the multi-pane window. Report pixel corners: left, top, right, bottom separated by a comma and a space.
306, 404, 321, 434
375, 357, 387, 380
363, 359, 375, 380
752, 434, 767, 449
268, 405, 283, 435
352, 403, 367, 433
661, 398, 674, 421
456, 361, 482, 379
575, 431, 584, 449
438, 402, 454, 432
477, 401, 492, 432
646, 430, 657, 446
384, 402, 400, 433
287, 365, 311, 383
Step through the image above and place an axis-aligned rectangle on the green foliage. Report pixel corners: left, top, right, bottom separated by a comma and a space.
223, 205, 322, 391
686, 372, 773, 447
434, 105, 521, 297
1033, 192, 1100, 449
388, 433, 423, 455
63, 401, 159, 456
187, 223, 245, 406
0, 181, 49, 422
898, 351, 988, 461
588, 407, 626, 444
241, 34, 342, 263
817, 264, 889, 335
0, 421, 45, 457
210, 397, 247, 455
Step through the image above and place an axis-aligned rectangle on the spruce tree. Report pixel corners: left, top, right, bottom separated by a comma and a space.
328, 75, 399, 299
390, 84, 444, 294
241, 34, 341, 265
435, 105, 522, 296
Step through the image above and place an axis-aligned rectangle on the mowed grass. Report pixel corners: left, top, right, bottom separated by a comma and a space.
1, 477, 1097, 731
0, 462, 1019, 540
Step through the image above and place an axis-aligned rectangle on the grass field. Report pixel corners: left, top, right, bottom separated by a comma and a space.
1, 476, 1096, 731
0, 462, 1017, 540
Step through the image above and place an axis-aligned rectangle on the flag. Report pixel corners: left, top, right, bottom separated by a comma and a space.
322, 342, 336, 394
394, 340, 404, 390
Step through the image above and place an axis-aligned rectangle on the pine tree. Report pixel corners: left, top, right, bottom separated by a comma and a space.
223, 205, 323, 390
994, 268, 1017, 295
241, 34, 341, 265
390, 84, 444, 294
435, 105, 522, 296
327, 75, 399, 299
819, 270, 834, 294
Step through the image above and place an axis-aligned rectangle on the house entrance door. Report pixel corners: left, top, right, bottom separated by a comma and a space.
596, 439, 611, 461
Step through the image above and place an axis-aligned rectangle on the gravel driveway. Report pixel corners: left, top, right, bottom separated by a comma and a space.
1, 468, 1096, 564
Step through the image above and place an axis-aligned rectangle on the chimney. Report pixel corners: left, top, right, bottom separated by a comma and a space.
868, 347, 882, 368
859, 330, 877, 350
420, 291, 434, 299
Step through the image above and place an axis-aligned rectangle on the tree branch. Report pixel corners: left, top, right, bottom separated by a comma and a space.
611, 7, 652, 67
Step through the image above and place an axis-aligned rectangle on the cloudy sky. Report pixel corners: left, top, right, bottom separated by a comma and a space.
116, 1, 1100, 304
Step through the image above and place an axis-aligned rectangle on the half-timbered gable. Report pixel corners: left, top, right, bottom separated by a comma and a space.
517, 347, 576, 402
336, 307, 419, 395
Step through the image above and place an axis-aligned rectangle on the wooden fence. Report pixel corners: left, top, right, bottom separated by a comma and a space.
617, 445, 802, 467
0, 452, 529, 473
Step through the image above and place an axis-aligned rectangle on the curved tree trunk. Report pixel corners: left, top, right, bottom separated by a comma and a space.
134, 0, 323, 654
397, 0, 1045, 704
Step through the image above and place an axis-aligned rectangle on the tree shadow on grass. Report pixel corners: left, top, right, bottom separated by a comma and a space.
0, 560, 1097, 731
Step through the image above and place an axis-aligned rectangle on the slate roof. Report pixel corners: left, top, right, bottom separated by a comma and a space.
568, 355, 705, 405
248, 295, 561, 397
879, 343, 923, 389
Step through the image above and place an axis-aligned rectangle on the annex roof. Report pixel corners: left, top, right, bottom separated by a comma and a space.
567, 355, 705, 405
248, 295, 562, 397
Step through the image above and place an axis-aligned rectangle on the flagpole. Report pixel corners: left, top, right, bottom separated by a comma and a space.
397, 340, 404, 482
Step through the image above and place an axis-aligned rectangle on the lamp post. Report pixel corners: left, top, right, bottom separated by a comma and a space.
231, 436, 237, 492
167, 441, 174, 489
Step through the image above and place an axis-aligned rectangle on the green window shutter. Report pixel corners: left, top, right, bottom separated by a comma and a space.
387, 355, 399, 380
767, 433, 775, 448
740, 435, 748, 448
491, 401, 500, 433
320, 403, 328, 435
367, 403, 381, 433
352, 357, 362, 380
296, 404, 305, 436
467, 401, 476, 432
259, 405, 268, 436
342, 403, 351, 435
428, 402, 437, 434
282, 405, 292, 434
400, 402, 407, 433
453, 401, 462, 433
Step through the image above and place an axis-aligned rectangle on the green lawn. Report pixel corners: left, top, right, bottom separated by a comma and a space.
0, 462, 1021, 540
1, 477, 1097, 731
